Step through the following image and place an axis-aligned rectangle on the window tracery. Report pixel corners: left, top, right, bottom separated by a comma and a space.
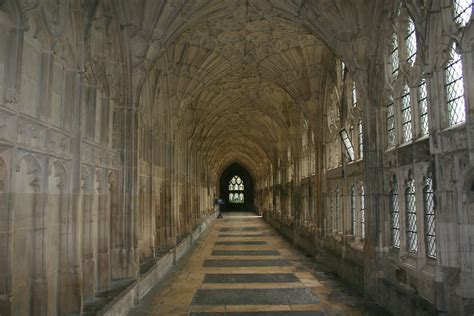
229, 175, 244, 203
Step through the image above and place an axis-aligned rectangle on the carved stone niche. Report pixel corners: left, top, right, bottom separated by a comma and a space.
0, 108, 15, 144
17, 117, 47, 150
46, 129, 70, 158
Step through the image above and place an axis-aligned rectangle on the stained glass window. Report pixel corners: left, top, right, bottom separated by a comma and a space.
391, 33, 399, 77
390, 175, 401, 248
229, 176, 244, 204
445, 43, 466, 126
360, 186, 365, 239
424, 174, 436, 258
406, 176, 418, 252
406, 17, 417, 66
454, 0, 472, 26
387, 98, 396, 147
401, 86, 413, 143
418, 78, 429, 136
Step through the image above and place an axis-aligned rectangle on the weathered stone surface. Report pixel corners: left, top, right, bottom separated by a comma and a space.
0, 0, 473, 315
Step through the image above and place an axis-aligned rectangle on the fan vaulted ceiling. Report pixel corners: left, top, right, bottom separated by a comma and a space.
128, 0, 380, 178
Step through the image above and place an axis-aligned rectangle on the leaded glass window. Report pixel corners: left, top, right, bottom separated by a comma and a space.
424, 174, 436, 258
229, 175, 244, 204
351, 185, 356, 235
418, 78, 429, 136
406, 17, 417, 66
401, 86, 413, 143
445, 43, 466, 126
358, 120, 363, 159
454, 0, 472, 26
352, 81, 357, 107
391, 33, 399, 77
387, 98, 396, 147
340, 129, 355, 161
390, 175, 401, 248
360, 186, 365, 239
406, 176, 418, 252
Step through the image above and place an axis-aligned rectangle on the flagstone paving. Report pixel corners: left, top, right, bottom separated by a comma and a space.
129, 212, 389, 316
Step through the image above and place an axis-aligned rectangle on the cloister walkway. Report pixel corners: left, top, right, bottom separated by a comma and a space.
129, 212, 388, 315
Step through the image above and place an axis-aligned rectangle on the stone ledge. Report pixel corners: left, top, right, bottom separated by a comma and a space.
97, 211, 219, 316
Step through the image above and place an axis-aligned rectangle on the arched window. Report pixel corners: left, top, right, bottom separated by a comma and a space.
406, 174, 418, 252
445, 43, 466, 126
387, 97, 396, 147
390, 175, 401, 248
360, 185, 366, 239
418, 78, 429, 136
229, 175, 244, 203
424, 173, 436, 258
454, 0, 472, 26
390, 33, 399, 77
401, 85, 413, 143
405, 17, 417, 66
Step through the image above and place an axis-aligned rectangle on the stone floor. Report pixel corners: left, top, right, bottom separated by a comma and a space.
129, 212, 389, 316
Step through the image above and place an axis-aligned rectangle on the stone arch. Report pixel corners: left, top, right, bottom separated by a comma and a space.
219, 162, 255, 212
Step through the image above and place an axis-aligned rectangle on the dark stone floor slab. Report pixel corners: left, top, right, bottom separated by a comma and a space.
220, 227, 259, 232
203, 273, 299, 283
203, 259, 291, 267
215, 241, 268, 245
191, 288, 320, 305
218, 234, 264, 238
190, 312, 325, 316
211, 250, 280, 256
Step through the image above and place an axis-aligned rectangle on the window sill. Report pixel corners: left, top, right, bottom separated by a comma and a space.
441, 121, 466, 134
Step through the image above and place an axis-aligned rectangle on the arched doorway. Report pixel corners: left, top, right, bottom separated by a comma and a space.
219, 163, 254, 211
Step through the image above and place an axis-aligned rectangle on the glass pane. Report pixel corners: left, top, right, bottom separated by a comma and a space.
445, 44, 466, 126
418, 79, 429, 136
352, 81, 357, 107
390, 176, 400, 248
454, 0, 472, 26
391, 33, 399, 77
387, 101, 396, 147
424, 176, 436, 258
406, 178, 418, 252
401, 86, 413, 143
406, 17, 417, 65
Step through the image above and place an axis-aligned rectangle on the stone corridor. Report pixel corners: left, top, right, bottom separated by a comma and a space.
129, 212, 388, 316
